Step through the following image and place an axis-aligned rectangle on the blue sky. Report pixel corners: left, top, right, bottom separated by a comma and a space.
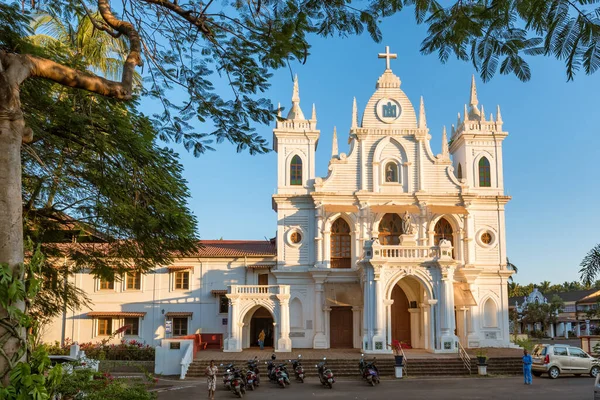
143, 12, 600, 286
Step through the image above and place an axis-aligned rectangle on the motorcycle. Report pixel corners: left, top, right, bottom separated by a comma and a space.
317, 357, 335, 389
221, 363, 235, 390
274, 363, 290, 388
359, 354, 380, 386
246, 359, 259, 390
230, 368, 247, 398
266, 355, 277, 383
291, 355, 305, 383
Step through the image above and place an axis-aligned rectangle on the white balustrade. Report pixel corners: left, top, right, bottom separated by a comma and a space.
231, 285, 282, 295
365, 240, 453, 262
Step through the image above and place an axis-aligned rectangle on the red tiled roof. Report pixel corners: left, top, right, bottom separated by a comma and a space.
165, 312, 193, 317
194, 240, 276, 257
87, 311, 146, 318
167, 265, 193, 271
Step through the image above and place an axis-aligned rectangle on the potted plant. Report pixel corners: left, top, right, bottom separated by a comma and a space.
388, 339, 404, 366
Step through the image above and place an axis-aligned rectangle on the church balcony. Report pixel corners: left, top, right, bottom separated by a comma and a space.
362, 239, 454, 264
228, 285, 290, 297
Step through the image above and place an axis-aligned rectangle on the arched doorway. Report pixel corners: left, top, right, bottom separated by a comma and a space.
250, 307, 274, 348
391, 285, 411, 345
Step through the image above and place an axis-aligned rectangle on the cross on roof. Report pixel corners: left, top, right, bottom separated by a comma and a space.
378, 46, 397, 70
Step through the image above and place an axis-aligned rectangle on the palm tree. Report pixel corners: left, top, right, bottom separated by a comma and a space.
537, 280, 551, 294
580, 244, 600, 286
507, 257, 518, 282
29, 12, 140, 84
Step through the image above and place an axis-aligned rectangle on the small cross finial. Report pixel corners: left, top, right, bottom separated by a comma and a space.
378, 46, 397, 70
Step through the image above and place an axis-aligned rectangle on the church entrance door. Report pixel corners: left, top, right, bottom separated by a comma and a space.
330, 306, 353, 348
250, 307, 274, 348
391, 285, 411, 346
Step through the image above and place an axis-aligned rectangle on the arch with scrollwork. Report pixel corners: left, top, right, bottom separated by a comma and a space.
323, 212, 358, 269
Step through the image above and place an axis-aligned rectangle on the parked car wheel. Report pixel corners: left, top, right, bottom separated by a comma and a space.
590, 366, 599, 378
532, 371, 542, 377
548, 366, 560, 379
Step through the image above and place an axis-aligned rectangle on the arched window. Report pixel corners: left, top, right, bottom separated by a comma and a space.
378, 213, 402, 245
483, 298, 498, 327
434, 218, 453, 246
457, 163, 463, 180
478, 157, 491, 187
290, 155, 303, 186
290, 298, 303, 329
384, 162, 399, 183
331, 218, 351, 268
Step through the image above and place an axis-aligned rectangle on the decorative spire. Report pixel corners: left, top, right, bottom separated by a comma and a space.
451, 124, 455, 135
457, 112, 461, 127
490, 113, 494, 122
464, 104, 469, 122
441, 126, 449, 158
311, 103, 317, 121
277, 102, 281, 118
418, 96, 427, 129
496, 105, 503, 123
286, 74, 305, 120
481, 105, 486, 122
351, 97, 358, 129
470, 74, 479, 107
331, 126, 338, 158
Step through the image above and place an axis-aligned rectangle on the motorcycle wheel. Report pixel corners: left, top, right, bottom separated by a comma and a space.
299, 376, 304, 383
367, 376, 373, 386
249, 384, 254, 391
327, 381, 333, 389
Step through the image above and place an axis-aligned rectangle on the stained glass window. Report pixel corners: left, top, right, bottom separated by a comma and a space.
290, 155, 303, 186
434, 218, 453, 246
481, 232, 492, 245
331, 218, 351, 268
290, 231, 302, 244
378, 213, 402, 245
478, 157, 491, 187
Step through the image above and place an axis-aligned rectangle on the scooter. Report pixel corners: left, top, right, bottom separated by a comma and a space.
266, 354, 277, 382
245, 360, 258, 390
274, 363, 290, 387
317, 357, 335, 389
230, 368, 246, 398
291, 355, 305, 383
221, 363, 235, 390
248, 357, 260, 386
359, 354, 380, 386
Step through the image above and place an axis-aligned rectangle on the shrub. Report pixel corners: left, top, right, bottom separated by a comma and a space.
513, 337, 535, 351
55, 368, 156, 399
39, 338, 155, 361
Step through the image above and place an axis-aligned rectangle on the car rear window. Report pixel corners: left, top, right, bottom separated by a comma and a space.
532, 345, 547, 356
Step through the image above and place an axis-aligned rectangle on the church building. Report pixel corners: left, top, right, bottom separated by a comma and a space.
45, 47, 513, 354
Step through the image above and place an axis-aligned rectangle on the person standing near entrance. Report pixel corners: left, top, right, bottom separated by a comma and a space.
522, 349, 533, 385
205, 360, 218, 399
258, 329, 266, 350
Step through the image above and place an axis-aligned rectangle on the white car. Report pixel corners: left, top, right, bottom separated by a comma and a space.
49, 355, 99, 374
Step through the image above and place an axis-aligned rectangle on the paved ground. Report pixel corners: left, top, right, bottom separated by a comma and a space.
154, 375, 596, 399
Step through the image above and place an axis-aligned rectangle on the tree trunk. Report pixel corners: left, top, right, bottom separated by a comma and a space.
0, 57, 29, 382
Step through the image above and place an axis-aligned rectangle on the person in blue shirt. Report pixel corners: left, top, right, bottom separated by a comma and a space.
522, 349, 533, 385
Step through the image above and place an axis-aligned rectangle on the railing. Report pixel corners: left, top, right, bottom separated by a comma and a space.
376, 245, 439, 260
180, 341, 194, 380
400, 346, 408, 377
457, 341, 471, 375
230, 285, 288, 295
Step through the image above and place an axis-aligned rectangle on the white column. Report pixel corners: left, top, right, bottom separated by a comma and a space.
409, 308, 420, 348
313, 282, 327, 348
370, 265, 387, 352
421, 303, 430, 350
276, 286, 292, 352
586, 320, 591, 335
576, 323, 581, 337
224, 296, 242, 352
315, 204, 324, 267
440, 267, 457, 352
384, 300, 394, 347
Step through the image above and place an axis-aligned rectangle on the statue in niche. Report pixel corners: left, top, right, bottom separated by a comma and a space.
402, 211, 413, 234
385, 163, 397, 182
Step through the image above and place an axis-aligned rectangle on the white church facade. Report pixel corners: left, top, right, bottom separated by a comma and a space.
44, 47, 513, 354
